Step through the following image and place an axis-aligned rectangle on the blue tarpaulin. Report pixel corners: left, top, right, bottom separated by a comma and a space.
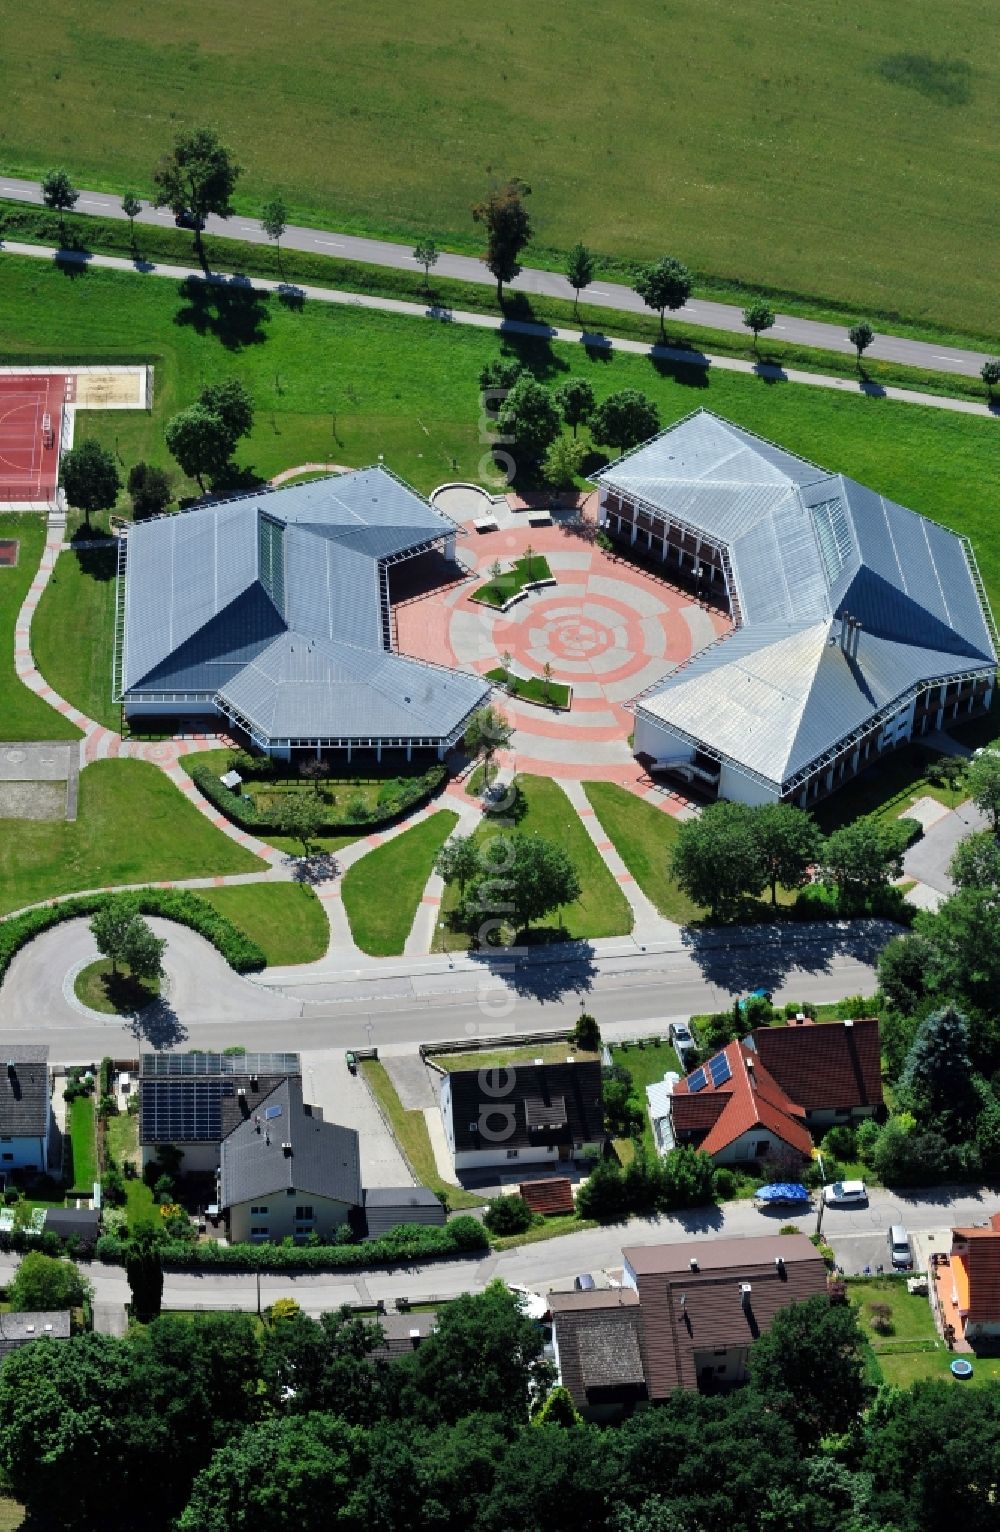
754, 1183, 810, 1203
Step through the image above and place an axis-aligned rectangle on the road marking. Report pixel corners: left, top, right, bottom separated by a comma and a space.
933, 354, 959, 362
772, 324, 787, 330
316, 239, 346, 248
78, 198, 106, 208
238, 223, 259, 232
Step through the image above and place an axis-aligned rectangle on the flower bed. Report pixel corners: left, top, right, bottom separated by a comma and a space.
486, 667, 572, 710
470, 555, 554, 609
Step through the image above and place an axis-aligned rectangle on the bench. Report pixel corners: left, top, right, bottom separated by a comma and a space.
473, 516, 499, 533
527, 511, 552, 527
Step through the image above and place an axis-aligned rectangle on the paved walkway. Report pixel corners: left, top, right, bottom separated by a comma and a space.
560, 778, 668, 939
0, 175, 993, 381
3, 240, 997, 420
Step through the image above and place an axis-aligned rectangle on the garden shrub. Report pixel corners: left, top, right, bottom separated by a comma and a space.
189, 761, 447, 835
713, 1167, 736, 1199
483, 1194, 533, 1236
0, 889, 266, 986
821, 1125, 857, 1161
95, 1216, 488, 1271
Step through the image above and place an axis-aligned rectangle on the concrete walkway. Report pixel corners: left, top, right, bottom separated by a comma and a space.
3, 240, 997, 420
560, 778, 668, 939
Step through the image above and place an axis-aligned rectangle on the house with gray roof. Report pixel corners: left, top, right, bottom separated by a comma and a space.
596, 411, 997, 806
139, 1051, 302, 1174
0, 1311, 71, 1361
0, 1047, 54, 1174
119, 467, 490, 759
218, 1077, 362, 1244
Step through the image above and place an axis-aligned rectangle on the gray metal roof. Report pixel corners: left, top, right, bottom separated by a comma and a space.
219, 1077, 362, 1209
123, 467, 490, 743
605, 412, 997, 790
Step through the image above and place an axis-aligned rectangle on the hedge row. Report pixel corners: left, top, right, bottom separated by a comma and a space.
188, 762, 448, 836
0, 888, 267, 985
95, 1215, 488, 1271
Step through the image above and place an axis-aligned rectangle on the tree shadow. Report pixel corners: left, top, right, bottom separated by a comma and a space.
465, 938, 600, 1002
127, 997, 188, 1049
174, 275, 270, 349
276, 283, 306, 311
73, 543, 118, 582
680, 917, 902, 995
54, 249, 90, 281
494, 329, 569, 383
581, 333, 614, 363
208, 462, 267, 496
649, 352, 711, 389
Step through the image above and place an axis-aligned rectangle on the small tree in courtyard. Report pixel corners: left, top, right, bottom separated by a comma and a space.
464, 705, 514, 788
434, 834, 480, 897
277, 791, 325, 857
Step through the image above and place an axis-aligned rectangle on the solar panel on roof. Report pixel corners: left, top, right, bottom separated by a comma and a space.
263, 1104, 282, 1120
140, 1053, 300, 1078
141, 1080, 233, 1141
708, 1053, 732, 1087
687, 1068, 707, 1093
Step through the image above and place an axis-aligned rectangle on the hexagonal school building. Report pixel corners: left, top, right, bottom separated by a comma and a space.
119, 467, 490, 759
596, 411, 997, 807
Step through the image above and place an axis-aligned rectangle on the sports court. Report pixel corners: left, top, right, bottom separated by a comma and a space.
0, 373, 67, 503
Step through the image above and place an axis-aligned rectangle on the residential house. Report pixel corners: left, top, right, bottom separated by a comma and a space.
948, 1212, 1000, 1342
440, 1059, 604, 1172
548, 1289, 648, 1421
218, 1076, 361, 1244
750, 1017, 882, 1128
0, 1047, 55, 1173
670, 1041, 813, 1166
623, 1232, 827, 1396
138, 1051, 302, 1173
363, 1186, 446, 1240
370, 1310, 438, 1360
0, 1311, 71, 1361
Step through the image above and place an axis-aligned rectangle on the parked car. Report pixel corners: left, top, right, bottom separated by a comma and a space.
174, 208, 206, 231
574, 1272, 596, 1291
823, 1179, 868, 1207
889, 1224, 912, 1269
668, 1021, 696, 1063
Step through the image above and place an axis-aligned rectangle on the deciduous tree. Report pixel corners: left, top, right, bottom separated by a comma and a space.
468, 833, 581, 931
121, 916, 167, 985
633, 255, 692, 338
948, 827, 1000, 890
276, 791, 325, 856
464, 704, 514, 787
981, 357, 1000, 403
90, 898, 138, 975
965, 747, 1000, 831
554, 376, 595, 436
542, 434, 586, 488
749, 1292, 868, 1445
755, 802, 821, 903
496, 374, 561, 462
472, 178, 533, 302
670, 801, 767, 917
8, 1251, 92, 1312
434, 833, 480, 895
820, 815, 909, 910
121, 191, 142, 243
125, 1224, 164, 1324
589, 389, 660, 455
261, 195, 288, 267
127, 461, 173, 519
60, 438, 121, 527
164, 403, 233, 492
565, 242, 594, 312
742, 298, 775, 354
41, 167, 78, 235
152, 127, 241, 251
412, 236, 439, 287
848, 319, 875, 368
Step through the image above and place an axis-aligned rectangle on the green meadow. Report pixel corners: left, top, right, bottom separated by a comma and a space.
0, 1, 996, 338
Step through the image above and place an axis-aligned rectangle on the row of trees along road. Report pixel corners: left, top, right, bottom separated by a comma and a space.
0, 1275, 992, 1532
35, 149, 1000, 392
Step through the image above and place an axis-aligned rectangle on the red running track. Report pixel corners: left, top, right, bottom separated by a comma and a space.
0, 374, 68, 502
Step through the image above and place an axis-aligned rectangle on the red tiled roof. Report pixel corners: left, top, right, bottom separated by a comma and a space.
519, 1178, 575, 1215
751, 1018, 882, 1111
671, 1041, 812, 1159
951, 1213, 1000, 1325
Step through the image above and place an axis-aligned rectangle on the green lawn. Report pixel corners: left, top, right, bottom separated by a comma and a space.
486, 668, 571, 710
68, 1095, 98, 1191
0, 2, 997, 341
74, 958, 160, 1015
342, 810, 458, 956
0, 513, 82, 742
194, 884, 328, 966
32, 542, 120, 731
609, 1040, 683, 1158
583, 781, 703, 922
0, 257, 997, 611
359, 1059, 484, 1210
812, 743, 971, 834
849, 1277, 1000, 1389
434, 1043, 599, 1072
471, 555, 553, 608
0, 758, 264, 916
435, 774, 633, 950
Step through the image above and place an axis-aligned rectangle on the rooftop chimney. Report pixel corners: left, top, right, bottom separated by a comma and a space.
281, 1142, 293, 1157
843, 1019, 854, 1029
775, 1256, 785, 1275
689, 1257, 699, 1271
839, 612, 851, 652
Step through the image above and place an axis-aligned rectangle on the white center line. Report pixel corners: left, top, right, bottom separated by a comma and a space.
316, 239, 346, 248
933, 355, 958, 362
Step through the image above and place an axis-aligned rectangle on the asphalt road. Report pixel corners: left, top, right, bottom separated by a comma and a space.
0, 176, 989, 379
0, 919, 888, 1062
2, 1183, 993, 1317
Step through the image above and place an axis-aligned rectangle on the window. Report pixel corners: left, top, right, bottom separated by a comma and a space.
1, 1154, 11, 1163
714, 1347, 727, 1356
250, 1205, 269, 1215
294, 1206, 314, 1222
250, 1226, 269, 1237
0, 1136, 10, 1144
755, 1140, 770, 1156
506, 1149, 519, 1160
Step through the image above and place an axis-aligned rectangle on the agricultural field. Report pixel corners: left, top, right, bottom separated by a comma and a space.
1, 257, 996, 615
0, 2, 996, 339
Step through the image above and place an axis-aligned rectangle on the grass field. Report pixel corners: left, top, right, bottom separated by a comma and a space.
433, 1043, 599, 1072
342, 810, 459, 956
434, 774, 633, 950
0, 758, 264, 916
74, 958, 160, 1015
1, 259, 996, 617
193, 884, 328, 966
0, 2, 997, 339
609, 1039, 683, 1159
68, 1094, 98, 1191
583, 782, 702, 923
0, 514, 83, 741
105, 1110, 157, 1228
812, 743, 971, 834
31, 542, 120, 731
359, 1059, 484, 1210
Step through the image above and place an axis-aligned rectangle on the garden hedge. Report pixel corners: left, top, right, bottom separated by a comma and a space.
0, 888, 267, 985
189, 762, 448, 836
95, 1215, 488, 1271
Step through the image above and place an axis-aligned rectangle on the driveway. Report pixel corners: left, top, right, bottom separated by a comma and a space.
300, 1050, 412, 1188
903, 801, 989, 896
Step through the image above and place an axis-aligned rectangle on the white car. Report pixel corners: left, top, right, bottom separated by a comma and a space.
668, 1021, 697, 1062
823, 1179, 868, 1207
